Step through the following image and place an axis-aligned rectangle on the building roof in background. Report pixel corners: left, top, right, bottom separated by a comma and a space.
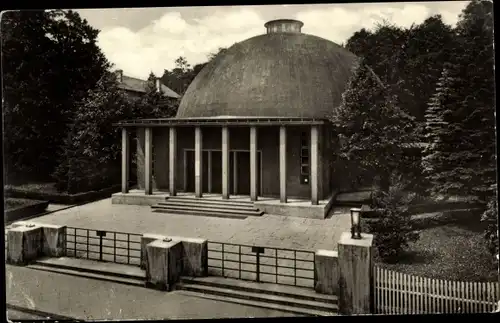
117, 74, 180, 99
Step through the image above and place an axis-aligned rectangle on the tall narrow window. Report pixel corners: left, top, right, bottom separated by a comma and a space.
300, 131, 309, 184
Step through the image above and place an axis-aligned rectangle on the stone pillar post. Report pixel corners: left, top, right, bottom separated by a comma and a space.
222, 127, 230, 199
279, 126, 287, 203
337, 232, 374, 315
194, 126, 203, 198
121, 128, 130, 193
250, 126, 258, 201
169, 127, 177, 196
145, 239, 183, 291
311, 125, 319, 205
41, 224, 67, 257
7, 223, 43, 265
145, 127, 153, 195
314, 249, 339, 295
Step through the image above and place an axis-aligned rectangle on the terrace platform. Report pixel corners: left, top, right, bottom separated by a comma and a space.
112, 190, 335, 219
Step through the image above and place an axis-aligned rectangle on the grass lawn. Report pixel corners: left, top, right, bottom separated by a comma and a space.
4, 182, 60, 194
375, 216, 498, 282
4, 198, 46, 211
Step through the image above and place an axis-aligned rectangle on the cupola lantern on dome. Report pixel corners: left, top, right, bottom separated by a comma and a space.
265, 19, 304, 34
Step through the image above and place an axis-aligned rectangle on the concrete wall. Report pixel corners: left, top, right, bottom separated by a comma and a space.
135, 125, 334, 199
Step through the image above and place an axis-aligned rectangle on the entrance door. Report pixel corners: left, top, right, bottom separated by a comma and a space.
185, 150, 260, 195
231, 151, 261, 196
210, 151, 222, 194
185, 150, 195, 192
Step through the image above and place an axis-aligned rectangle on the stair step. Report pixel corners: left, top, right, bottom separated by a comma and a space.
33, 258, 145, 280
152, 205, 263, 216
26, 264, 145, 287
177, 290, 336, 317
179, 276, 337, 304
178, 283, 338, 313
158, 201, 259, 211
167, 197, 254, 206
152, 207, 250, 219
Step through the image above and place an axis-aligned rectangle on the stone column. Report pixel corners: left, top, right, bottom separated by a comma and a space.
7, 223, 43, 265
279, 126, 287, 203
207, 151, 212, 193
145, 127, 153, 195
337, 232, 374, 315
250, 126, 258, 201
314, 249, 339, 295
41, 224, 67, 257
195, 126, 203, 198
233, 151, 238, 195
145, 239, 183, 291
121, 128, 130, 193
169, 127, 177, 196
311, 125, 319, 205
222, 127, 230, 199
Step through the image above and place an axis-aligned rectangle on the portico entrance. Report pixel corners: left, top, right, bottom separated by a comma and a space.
185, 149, 262, 196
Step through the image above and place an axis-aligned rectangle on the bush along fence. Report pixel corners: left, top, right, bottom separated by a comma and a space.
374, 266, 500, 314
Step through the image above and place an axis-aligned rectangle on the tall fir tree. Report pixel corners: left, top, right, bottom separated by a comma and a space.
329, 61, 416, 191
423, 0, 495, 203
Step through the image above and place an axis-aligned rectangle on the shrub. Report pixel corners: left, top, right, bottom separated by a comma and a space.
368, 173, 420, 262
481, 195, 499, 257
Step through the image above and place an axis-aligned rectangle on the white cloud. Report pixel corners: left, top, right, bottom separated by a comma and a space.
94, 3, 467, 79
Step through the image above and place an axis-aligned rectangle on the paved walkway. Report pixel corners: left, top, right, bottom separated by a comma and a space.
6, 265, 297, 320
24, 198, 351, 251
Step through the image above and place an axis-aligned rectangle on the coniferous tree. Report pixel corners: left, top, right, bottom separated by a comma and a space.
330, 61, 416, 191
423, 0, 495, 203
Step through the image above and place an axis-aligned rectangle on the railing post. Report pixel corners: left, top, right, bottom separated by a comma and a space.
256, 252, 260, 283
294, 250, 297, 286
239, 245, 241, 280
275, 249, 278, 284
221, 244, 225, 277
127, 234, 130, 265
99, 234, 103, 261
86, 230, 89, 260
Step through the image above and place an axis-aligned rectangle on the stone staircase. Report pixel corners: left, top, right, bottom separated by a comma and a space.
175, 276, 338, 316
26, 257, 145, 287
151, 197, 264, 219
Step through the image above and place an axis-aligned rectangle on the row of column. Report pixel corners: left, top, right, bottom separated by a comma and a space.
121, 125, 320, 205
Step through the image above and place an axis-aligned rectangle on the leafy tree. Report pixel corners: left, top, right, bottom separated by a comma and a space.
329, 61, 416, 191
139, 72, 178, 118
160, 48, 227, 96
423, 0, 495, 203
368, 174, 420, 262
2, 9, 110, 182
346, 17, 456, 140
52, 71, 136, 193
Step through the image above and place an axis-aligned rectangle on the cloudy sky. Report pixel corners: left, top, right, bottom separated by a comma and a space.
76, 2, 470, 79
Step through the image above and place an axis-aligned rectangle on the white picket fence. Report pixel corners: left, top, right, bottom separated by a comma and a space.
374, 266, 499, 314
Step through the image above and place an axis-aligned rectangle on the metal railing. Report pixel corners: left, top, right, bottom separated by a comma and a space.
65, 227, 142, 266
207, 241, 316, 288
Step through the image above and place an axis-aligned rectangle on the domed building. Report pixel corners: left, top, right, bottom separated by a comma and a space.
114, 19, 360, 219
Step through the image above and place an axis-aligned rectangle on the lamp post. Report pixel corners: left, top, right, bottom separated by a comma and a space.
350, 207, 362, 240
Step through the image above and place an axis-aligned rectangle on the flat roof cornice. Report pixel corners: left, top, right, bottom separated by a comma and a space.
113, 117, 329, 127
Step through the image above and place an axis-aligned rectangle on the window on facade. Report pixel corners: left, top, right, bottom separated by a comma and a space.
300, 131, 309, 185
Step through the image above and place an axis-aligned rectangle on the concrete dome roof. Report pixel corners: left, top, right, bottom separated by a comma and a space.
177, 19, 360, 119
